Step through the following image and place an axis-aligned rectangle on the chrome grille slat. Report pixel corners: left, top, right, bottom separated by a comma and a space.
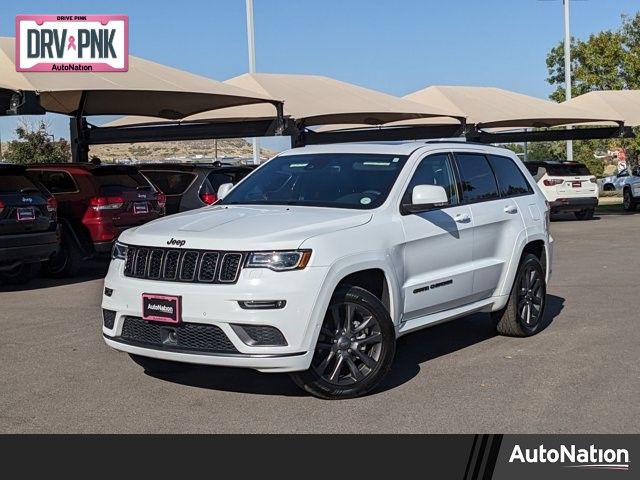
124, 247, 242, 284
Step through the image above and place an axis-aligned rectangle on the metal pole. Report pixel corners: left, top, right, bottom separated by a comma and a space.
246, 0, 260, 164
563, 0, 573, 161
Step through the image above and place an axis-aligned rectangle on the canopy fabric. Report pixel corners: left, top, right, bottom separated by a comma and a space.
0, 37, 278, 119
223, 73, 465, 126
101, 73, 465, 129
404, 85, 622, 128
563, 90, 640, 127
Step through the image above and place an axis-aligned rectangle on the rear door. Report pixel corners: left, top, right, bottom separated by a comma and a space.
454, 152, 527, 301
0, 167, 53, 236
91, 167, 163, 226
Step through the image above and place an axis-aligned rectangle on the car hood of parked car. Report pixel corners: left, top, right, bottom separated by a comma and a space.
119, 204, 373, 251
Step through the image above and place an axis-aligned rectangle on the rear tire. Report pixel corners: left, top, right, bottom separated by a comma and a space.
574, 208, 594, 220
290, 285, 396, 400
623, 189, 637, 212
0, 262, 39, 285
41, 230, 82, 278
603, 184, 615, 192
492, 253, 546, 337
129, 354, 192, 374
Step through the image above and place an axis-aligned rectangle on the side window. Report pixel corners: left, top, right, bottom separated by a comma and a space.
402, 153, 459, 206
487, 155, 533, 197
455, 153, 500, 203
32, 170, 77, 193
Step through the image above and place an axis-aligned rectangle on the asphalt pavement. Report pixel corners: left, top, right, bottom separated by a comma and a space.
1, 211, 638, 433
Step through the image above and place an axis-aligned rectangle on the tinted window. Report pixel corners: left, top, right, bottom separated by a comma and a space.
455, 153, 500, 203
220, 154, 408, 210
0, 172, 39, 193
92, 168, 152, 195
31, 170, 77, 193
141, 171, 195, 195
545, 164, 591, 176
207, 172, 236, 191
402, 153, 459, 206
487, 155, 533, 197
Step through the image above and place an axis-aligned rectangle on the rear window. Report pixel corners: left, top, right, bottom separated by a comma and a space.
0, 171, 40, 193
141, 171, 195, 195
30, 170, 77, 193
455, 153, 500, 203
545, 164, 591, 176
92, 168, 152, 195
487, 155, 533, 197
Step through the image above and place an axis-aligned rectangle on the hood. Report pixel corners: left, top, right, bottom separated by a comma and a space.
119, 205, 372, 251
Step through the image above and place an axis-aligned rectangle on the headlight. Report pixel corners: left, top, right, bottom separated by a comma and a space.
245, 250, 311, 271
111, 241, 128, 260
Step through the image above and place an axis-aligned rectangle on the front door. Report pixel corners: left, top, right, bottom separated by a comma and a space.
400, 153, 475, 320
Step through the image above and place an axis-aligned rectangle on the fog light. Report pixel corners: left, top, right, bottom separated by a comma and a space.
238, 300, 286, 310
104, 287, 113, 297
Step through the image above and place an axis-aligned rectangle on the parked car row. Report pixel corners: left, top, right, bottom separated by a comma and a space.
0, 161, 254, 285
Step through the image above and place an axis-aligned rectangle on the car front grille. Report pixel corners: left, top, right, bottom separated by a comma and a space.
118, 316, 239, 353
124, 245, 244, 284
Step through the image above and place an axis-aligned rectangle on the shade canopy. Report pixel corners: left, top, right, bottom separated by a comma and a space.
404, 85, 622, 128
563, 90, 640, 127
101, 73, 465, 128
0, 37, 279, 119
223, 73, 464, 126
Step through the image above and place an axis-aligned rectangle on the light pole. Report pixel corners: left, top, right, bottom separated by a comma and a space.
246, 0, 260, 165
563, 0, 573, 161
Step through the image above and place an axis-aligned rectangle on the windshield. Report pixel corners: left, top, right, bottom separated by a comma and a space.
219, 153, 408, 209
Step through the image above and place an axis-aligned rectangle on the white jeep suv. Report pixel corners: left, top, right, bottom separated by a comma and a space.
102, 142, 553, 399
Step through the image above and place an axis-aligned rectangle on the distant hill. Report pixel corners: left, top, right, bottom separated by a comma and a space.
1, 138, 276, 162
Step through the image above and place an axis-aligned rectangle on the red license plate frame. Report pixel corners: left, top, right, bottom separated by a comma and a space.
16, 207, 35, 221
134, 202, 149, 214
142, 293, 182, 324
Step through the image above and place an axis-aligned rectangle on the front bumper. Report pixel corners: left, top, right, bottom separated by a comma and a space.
101, 259, 330, 373
0, 229, 59, 266
549, 197, 598, 213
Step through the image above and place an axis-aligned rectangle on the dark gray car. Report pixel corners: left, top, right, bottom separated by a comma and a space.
139, 163, 254, 215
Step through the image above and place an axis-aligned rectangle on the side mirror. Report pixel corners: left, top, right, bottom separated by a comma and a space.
217, 182, 233, 200
403, 184, 449, 214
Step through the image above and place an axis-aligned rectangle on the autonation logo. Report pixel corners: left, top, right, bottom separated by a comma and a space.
509, 444, 630, 471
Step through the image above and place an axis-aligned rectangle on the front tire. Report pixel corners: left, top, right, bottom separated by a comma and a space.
623, 189, 637, 212
492, 253, 546, 337
129, 354, 192, 374
290, 285, 396, 400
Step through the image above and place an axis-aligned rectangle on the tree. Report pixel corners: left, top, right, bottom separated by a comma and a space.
546, 12, 640, 101
4, 121, 70, 164
544, 12, 640, 172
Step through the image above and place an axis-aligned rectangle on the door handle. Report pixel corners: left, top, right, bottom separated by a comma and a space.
504, 205, 518, 214
454, 213, 470, 223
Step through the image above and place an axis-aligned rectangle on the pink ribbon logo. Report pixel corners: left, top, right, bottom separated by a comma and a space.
67, 35, 77, 50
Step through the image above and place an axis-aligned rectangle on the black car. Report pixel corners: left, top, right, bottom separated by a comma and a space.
138, 163, 255, 214
0, 164, 59, 284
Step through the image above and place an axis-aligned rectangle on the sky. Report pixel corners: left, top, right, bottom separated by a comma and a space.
1, 0, 638, 152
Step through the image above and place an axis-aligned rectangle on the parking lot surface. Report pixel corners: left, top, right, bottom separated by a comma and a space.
1, 212, 638, 433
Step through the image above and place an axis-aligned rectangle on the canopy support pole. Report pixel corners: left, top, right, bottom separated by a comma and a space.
70, 92, 89, 163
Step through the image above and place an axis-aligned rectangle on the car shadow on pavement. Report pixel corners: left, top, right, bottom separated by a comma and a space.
375, 294, 565, 394
148, 295, 565, 398
146, 366, 306, 397
0, 258, 108, 292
